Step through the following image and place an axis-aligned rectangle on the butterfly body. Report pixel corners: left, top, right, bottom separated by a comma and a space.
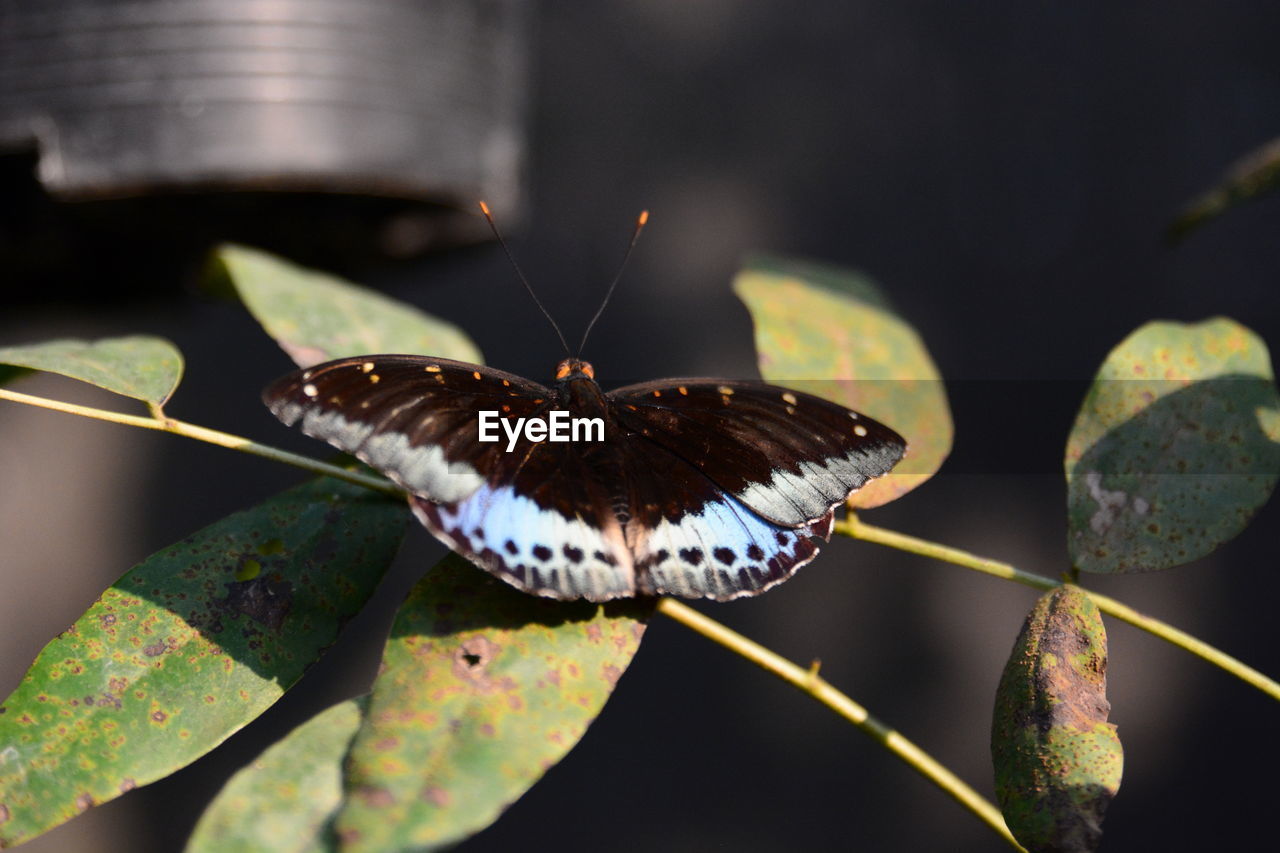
265, 355, 905, 602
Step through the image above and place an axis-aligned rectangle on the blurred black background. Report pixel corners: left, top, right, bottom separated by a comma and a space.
3, 2, 1279, 851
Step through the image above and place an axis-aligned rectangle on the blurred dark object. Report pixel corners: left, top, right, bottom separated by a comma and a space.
0, 0, 530, 299
1168, 134, 1280, 243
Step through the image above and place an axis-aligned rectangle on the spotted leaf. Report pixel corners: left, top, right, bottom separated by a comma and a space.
0, 477, 405, 848
213, 244, 482, 368
992, 586, 1122, 853
186, 697, 369, 853
331, 554, 651, 852
1066, 318, 1280, 573
734, 254, 951, 507
0, 335, 183, 406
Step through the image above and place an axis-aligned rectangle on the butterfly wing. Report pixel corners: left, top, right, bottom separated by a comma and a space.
609, 379, 906, 527
408, 438, 636, 601
616, 430, 834, 599
262, 355, 553, 502
266, 355, 638, 600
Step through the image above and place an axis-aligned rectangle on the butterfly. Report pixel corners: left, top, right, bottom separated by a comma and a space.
263, 353, 906, 601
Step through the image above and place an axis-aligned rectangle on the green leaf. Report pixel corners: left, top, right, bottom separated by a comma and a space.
0, 336, 184, 406
213, 244, 483, 367
992, 585, 1122, 853
0, 477, 406, 848
1065, 318, 1280, 573
1168, 135, 1280, 241
186, 697, 369, 853
733, 255, 952, 507
332, 555, 651, 852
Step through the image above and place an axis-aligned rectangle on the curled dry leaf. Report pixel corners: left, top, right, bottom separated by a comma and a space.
992, 585, 1122, 853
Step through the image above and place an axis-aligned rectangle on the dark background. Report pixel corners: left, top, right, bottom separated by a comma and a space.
3, 2, 1280, 851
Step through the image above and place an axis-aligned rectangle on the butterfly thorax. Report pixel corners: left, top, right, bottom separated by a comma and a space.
552, 358, 610, 424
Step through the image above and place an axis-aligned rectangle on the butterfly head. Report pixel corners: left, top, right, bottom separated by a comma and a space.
554, 358, 596, 380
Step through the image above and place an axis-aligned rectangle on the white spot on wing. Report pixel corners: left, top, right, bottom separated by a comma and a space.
296, 409, 483, 502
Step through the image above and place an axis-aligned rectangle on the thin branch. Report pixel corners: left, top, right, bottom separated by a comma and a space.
839, 514, 1280, 703
0, 387, 399, 496
654, 598, 1026, 852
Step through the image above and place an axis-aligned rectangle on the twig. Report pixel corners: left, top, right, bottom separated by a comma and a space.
839, 514, 1280, 703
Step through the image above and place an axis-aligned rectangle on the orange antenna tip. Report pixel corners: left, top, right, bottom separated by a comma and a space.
478, 200, 492, 216
638, 210, 649, 226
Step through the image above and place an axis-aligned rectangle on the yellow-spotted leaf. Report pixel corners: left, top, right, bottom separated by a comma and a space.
1066, 318, 1280, 573
186, 697, 369, 853
212, 244, 482, 368
0, 336, 183, 406
332, 555, 651, 852
0, 478, 405, 848
734, 255, 951, 507
992, 586, 1122, 853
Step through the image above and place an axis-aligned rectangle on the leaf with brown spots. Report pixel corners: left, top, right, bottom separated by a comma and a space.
187, 697, 369, 853
992, 585, 1123, 853
0, 336, 184, 406
0, 476, 405, 849
734, 255, 951, 507
212, 244, 482, 368
332, 554, 651, 852
1066, 318, 1280, 573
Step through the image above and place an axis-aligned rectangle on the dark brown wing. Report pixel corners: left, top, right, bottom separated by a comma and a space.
609, 379, 906, 526
262, 355, 552, 502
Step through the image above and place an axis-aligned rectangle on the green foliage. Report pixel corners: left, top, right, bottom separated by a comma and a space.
0, 336, 184, 405
734, 254, 953, 507
1065, 318, 1280, 573
992, 586, 1122, 853
213, 244, 482, 367
187, 698, 369, 853
333, 556, 650, 852
0, 477, 405, 848
1, 245, 1276, 851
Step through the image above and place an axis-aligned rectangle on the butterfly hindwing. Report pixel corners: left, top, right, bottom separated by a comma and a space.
408, 437, 636, 600
609, 379, 906, 526
263, 355, 552, 502
617, 432, 834, 599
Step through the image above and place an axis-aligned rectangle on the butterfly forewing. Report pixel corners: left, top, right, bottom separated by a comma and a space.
262, 355, 552, 502
609, 379, 906, 526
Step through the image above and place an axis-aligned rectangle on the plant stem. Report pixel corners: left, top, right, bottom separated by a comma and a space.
654, 598, 1025, 851
0, 387, 398, 496
839, 515, 1280, 703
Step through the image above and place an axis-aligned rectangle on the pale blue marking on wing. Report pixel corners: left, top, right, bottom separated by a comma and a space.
637, 492, 820, 600
411, 484, 635, 601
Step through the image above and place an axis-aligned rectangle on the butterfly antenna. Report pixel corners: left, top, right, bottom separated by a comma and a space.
478, 200, 571, 356
578, 209, 649, 356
